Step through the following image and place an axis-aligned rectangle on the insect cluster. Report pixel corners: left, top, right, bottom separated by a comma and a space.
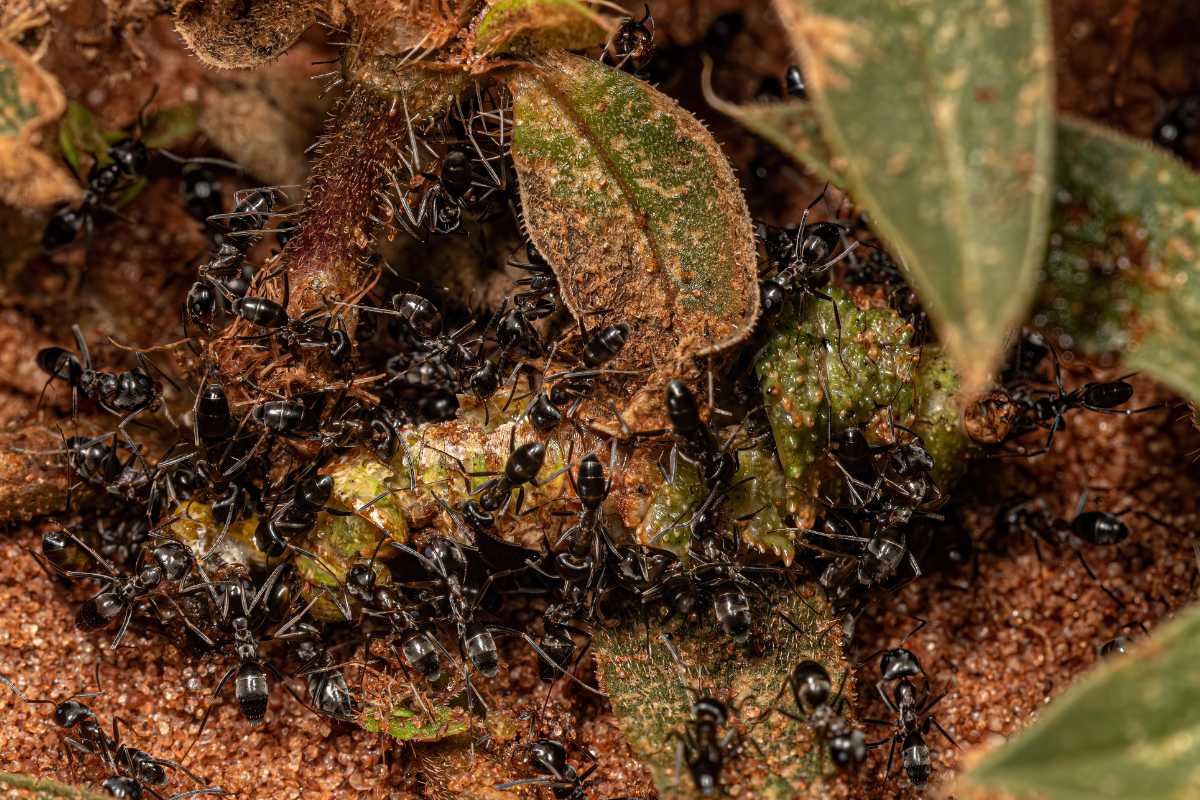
7, 8, 1175, 800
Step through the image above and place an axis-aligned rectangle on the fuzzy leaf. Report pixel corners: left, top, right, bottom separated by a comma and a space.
507, 51, 759, 433
475, 0, 612, 57
1037, 117, 1200, 402
773, 0, 1055, 389
594, 584, 848, 799
958, 605, 1200, 800
174, 0, 316, 69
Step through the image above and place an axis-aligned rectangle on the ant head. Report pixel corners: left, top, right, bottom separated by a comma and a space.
53, 698, 94, 728
108, 137, 149, 176
835, 425, 870, 461
692, 696, 728, 725
880, 647, 923, 682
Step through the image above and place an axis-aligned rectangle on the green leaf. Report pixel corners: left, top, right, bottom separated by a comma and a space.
959, 605, 1200, 800
634, 444, 794, 563
475, 0, 612, 57
142, 104, 198, 149
57, 102, 108, 170
701, 60, 842, 186
507, 51, 759, 432
362, 703, 469, 743
594, 584, 848, 799
773, 0, 1055, 389
1038, 116, 1200, 402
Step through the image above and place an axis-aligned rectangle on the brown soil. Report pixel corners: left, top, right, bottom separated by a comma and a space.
3, 1, 1200, 800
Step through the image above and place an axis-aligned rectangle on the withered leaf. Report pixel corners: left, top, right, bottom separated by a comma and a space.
175, 0, 317, 69
507, 51, 758, 433
0, 40, 80, 209
474, 0, 612, 57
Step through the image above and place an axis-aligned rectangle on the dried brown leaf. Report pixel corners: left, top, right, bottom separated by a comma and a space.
174, 0, 317, 69
0, 39, 79, 209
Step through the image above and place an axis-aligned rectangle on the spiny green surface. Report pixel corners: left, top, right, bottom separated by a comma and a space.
474, 0, 610, 57
362, 703, 469, 743
960, 606, 1200, 800
774, 0, 1055, 389
508, 51, 758, 428
755, 289, 920, 523
912, 345, 972, 493
594, 584, 847, 799
636, 445, 793, 563
1039, 116, 1200, 403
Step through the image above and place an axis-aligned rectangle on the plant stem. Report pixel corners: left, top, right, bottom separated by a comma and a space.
0, 771, 108, 800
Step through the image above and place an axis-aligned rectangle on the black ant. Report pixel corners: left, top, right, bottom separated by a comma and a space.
657, 632, 757, 797
610, 4, 655, 71
37, 325, 166, 434
0, 671, 111, 762
756, 194, 860, 321
496, 737, 600, 799
524, 323, 632, 432
1011, 347, 1160, 452
43, 98, 153, 250
998, 487, 1175, 607
182, 563, 312, 735
0, 671, 221, 798
52, 528, 196, 648
755, 646, 866, 771
464, 439, 548, 518
859, 631, 956, 789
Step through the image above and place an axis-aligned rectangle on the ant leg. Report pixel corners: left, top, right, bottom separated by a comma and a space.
1074, 547, 1125, 608
884, 734, 899, 778
110, 605, 137, 650
181, 666, 237, 762
875, 680, 898, 714
166, 789, 231, 800
928, 715, 958, 749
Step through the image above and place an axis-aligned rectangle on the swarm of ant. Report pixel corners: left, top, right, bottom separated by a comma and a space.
2, 2, 1197, 799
